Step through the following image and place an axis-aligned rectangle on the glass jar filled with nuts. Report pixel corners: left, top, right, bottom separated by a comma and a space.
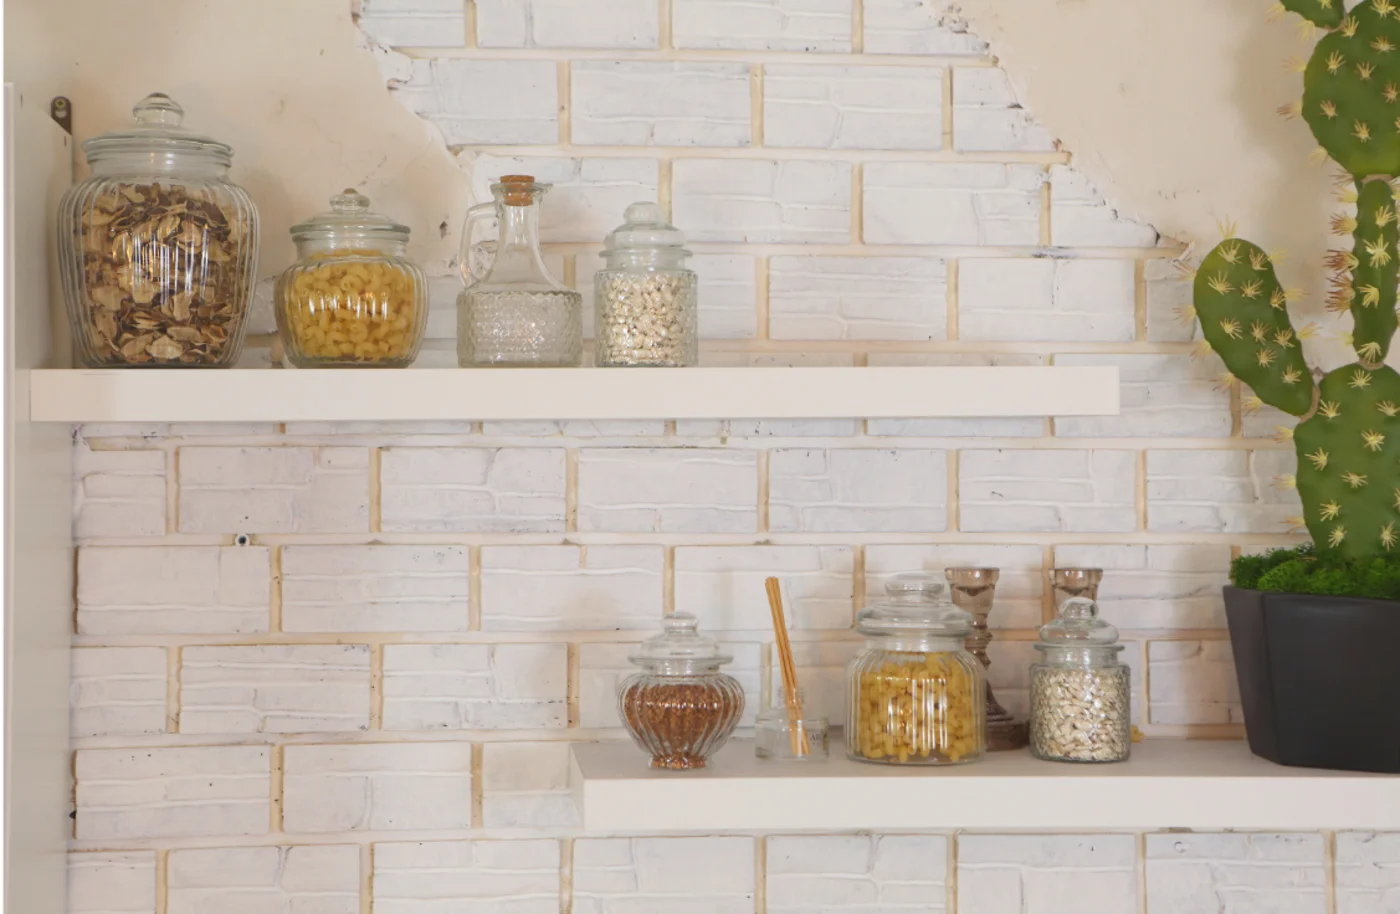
847, 573, 987, 765
1029, 597, 1131, 763
594, 202, 698, 367
57, 93, 258, 367
275, 190, 427, 368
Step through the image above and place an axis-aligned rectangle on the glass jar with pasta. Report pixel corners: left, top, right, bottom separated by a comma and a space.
847, 573, 987, 766
275, 190, 427, 367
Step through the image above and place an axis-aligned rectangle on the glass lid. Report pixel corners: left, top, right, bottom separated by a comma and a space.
628, 612, 732, 668
1037, 597, 1122, 650
290, 189, 411, 244
83, 93, 233, 164
857, 572, 972, 638
602, 201, 690, 256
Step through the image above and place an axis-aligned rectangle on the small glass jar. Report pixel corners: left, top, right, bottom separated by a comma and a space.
57, 93, 258, 367
847, 573, 986, 765
618, 613, 745, 770
1030, 597, 1131, 763
594, 202, 698, 367
275, 190, 427, 368
755, 688, 829, 761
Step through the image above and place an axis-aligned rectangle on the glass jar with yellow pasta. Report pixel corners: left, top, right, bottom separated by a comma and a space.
846, 573, 987, 766
275, 190, 427, 367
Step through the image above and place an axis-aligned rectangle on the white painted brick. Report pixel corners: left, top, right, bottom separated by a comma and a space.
572, 62, 750, 146
770, 448, 948, 532
863, 0, 988, 55
358, 0, 466, 47
1243, 402, 1297, 439
675, 545, 854, 630
477, 0, 658, 47
77, 546, 270, 635
1148, 640, 1242, 725
393, 59, 558, 145
1145, 833, 1326, 914
380, 447, 566, 533
772, 640, 861, 724
282, 742, 472, 832
960, 449, 1137, 533
958, 258, 1136, 342
374, 839, 562, 914
178, 447, 369, 534
692, 254, 759, 338
73, 443, 165, 538
1336, 832, 1400, 914
1051, 164, 1160, 247
481, 545, 663, 631
1146, 449, 1302, 533
768, 835, 947, 913
865, 544, 1044, 629
958, 834, 1138, 914
768, 256, 947, 340
574, 837, 756, 914
1054, 354, 1231, 438
764, 65, 941, 150
580, 641, 761, 728
68, 852, 156, 914
1053, 544, 1230, 630
864, 163, 1042, 245
75, 746, 269, 840
470, 155, 659, 243
168, 845, 360, 914
71, 647, 167, 738
953, 68, 1054, 152
382, 643, 567, 730
281, 545, 470, 633
577, 448, 758, 532
674, 0, 851, 51
1145, 258, 1198, 342
482, 742, 579, 828
675, 418, 859, 437
866, 353, 1047, 437
674, 159, 851, 244
179, 645, 370, 734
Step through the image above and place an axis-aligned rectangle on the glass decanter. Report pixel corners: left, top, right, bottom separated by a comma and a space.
456, 175, 582, 367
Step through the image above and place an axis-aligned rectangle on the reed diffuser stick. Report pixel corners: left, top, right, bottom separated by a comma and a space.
765, 576, 810, 756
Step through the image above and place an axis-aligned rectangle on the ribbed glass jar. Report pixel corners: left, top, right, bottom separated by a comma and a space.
275, 190, 427, 368
57, 93, 257, 367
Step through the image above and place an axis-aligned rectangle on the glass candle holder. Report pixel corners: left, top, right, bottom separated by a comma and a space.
1049, 567, 1103, 610
946, 567, 1028, 751
755, 688, 829, 761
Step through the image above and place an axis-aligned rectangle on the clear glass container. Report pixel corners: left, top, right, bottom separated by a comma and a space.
274, 190, 427, 368
457, 175, 582, 367
594, 202, 698, 367
755, 687, 829, 761
847, 573, 986, 765
58, 93, 258, 367
618, 612, 745, 770
1030, 596, 1131, 763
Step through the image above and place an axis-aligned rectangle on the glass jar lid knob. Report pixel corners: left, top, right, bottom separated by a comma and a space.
1039, 596, 1120, 645
133, 93, 184, 127
330, 188, 372, 214
628, 611, 732, 667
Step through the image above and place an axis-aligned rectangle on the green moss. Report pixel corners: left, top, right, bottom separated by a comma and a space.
1232, 544, 1400, 601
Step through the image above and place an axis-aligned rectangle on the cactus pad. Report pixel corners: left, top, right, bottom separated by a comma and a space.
1303, 3, 1400, 176
1348, 178, 1399, 362
1282, 0, 1344, 29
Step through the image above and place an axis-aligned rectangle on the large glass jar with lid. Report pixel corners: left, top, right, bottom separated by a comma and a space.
275, 190, 427, 368
847, 573, 986, 765
457, 175, 582, 367
1030, 597, 1131, 763
594, 202, 698, 367
617, 612, 746, 770
57, 93, 258, 367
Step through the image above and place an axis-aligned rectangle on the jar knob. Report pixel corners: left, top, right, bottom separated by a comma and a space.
132, 93, 185, 127
624, 201, 662, 224
1060, 596, 1098, 621
330, 188, 371, 213
662, 612, 699, 634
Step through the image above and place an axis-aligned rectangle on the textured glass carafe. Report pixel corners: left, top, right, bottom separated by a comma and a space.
57, 93, 257, 367
456, 176, 582, 367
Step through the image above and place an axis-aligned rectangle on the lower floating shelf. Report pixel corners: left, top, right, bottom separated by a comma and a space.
569, 739, 1400, 831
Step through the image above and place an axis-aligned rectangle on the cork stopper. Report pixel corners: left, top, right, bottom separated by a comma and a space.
498, 174, 535, 206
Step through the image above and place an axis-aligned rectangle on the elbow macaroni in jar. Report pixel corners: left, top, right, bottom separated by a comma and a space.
276, 253, 424, 366
848, 650, 984, 765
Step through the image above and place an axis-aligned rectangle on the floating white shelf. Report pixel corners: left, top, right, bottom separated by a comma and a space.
569, 739, 1400, 831
28, 365, 1118, 423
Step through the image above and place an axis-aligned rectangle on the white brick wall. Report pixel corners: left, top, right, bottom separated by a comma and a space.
953, 68, 1055, 152
74, 443, 165, 538
381, 447, 567, 532
282, 545, 470, 632
1054, 544, 1230, 629
960, 449, 1136, 533
577, 448, 758, 532
168, 845, 361, 914
393, 59, 558, 145
764, 65, 942, 150
76, 746, 270, 839
862, 0, 987, 55
1335, 832, 1400, 914
179, 644, 371, 734
77, 546, 271, 634
481, 741, 579, 827
675, 545, 854, 630
358, 0, 465, 47
1146, 450, 1302, 534
865, 543, 1044, 629
374, 839, 562, 914
68, 852, 156, 914
1145, 259, 1196, 342
1050, 164, 1159, 247
469, 156, 659, 243
282, 742, 473, 832
864, 163, 1042, 245
767, 835, 947, 913
382, 643, 567, 729
958, 258, 1135, 342
482, 545, 663, 631
71, 647, 167, 737
179, 447, 370, 534
476, 0, 659, 48
1055, 354, 1230, 438
574, 836, 756, 914
1148, 640, 1242, 725
673, 0, 851, 51
673, 159, 852, 243
958, 834, 1138, 914
769, 448, 948, 532
1145, 833, 1327, 914
768, 256, 947, 340
572, 62, 751, 146
690, 254, 759, 338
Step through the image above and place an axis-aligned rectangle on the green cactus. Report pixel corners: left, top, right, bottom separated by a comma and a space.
1193, 0, 1400, 560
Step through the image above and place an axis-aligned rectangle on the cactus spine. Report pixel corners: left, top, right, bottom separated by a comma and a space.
1194, 0, 1400, 560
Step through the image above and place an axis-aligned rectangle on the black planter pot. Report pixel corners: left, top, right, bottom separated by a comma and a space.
1224, 586, 1400, 773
